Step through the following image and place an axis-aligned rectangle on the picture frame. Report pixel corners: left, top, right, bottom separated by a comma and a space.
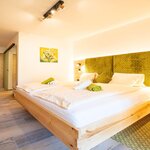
40, 47, 58, 63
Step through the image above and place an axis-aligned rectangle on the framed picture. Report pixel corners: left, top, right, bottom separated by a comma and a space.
40, 47, 58, 63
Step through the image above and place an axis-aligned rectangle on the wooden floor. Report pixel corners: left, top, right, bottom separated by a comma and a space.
1, 91, 149, 150
0, 88, 4, 92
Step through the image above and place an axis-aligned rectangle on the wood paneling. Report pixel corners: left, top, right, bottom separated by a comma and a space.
74, 60, 85, 81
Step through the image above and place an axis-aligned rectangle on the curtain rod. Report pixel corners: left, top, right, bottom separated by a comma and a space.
4, 43, 15, 54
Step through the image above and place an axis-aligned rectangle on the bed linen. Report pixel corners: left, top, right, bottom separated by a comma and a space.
21, 83, 141, 109
17, 82, 50, 93
16, 84, 150, 128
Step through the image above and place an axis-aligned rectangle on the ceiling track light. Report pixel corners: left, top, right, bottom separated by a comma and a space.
43, 0, 64, 19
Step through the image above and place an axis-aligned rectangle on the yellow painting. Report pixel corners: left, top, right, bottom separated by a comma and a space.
40, 47, 58, 63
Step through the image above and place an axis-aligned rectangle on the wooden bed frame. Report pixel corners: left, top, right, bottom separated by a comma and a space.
14, 90, 150, 150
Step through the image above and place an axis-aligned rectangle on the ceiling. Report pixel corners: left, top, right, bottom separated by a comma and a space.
0, 0, 150, 47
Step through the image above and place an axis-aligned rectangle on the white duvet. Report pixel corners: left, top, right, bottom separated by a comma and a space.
16, 82, 150, 128
17, 82, 49, 93
25, 82, 140, 109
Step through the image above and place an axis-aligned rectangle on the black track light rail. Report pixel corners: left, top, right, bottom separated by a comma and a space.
43, 0, 64, 19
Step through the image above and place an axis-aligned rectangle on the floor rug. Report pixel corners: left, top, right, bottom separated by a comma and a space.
112, 114, 150, 150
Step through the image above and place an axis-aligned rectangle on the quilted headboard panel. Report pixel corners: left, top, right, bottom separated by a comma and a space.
85, 56, 113, 74
84, 51, 150, 86
114, 51, 150, 86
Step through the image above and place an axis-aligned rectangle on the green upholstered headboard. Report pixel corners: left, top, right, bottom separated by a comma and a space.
114, 52, 150, 86
85, 51, 150, 86
85, 56, 113, 74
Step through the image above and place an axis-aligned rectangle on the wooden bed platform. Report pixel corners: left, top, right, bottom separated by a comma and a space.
14, 90, 150, 150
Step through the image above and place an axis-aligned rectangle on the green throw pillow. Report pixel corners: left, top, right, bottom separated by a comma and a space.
87, 84, 102, 92
94, 72, 112, 83
41, 77, 54, 84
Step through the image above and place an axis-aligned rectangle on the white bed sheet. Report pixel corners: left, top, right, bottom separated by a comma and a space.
30, 83, 141, 109
16, 85, 150, 128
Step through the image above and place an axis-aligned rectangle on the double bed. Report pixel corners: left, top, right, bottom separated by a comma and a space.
14, 81, 150, 150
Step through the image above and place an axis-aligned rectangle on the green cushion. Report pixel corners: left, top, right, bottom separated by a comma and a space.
87, 84, 102, 92
94, 72, 112, 83
41, 77, 54, 84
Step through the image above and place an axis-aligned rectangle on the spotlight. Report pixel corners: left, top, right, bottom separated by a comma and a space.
76, 63, 81, 67
43, 0, 64, 19
51, 9, 56, 15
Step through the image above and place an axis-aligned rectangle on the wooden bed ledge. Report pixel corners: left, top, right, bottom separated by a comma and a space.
79, 101, 150, 137
14, 90, 150, 150
82, 102, 150, 138
77, 102, 150, 150
14, 90, 79, 150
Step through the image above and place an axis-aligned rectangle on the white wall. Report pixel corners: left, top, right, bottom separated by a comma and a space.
74, 18, 150, 60
17, 32, 73, 85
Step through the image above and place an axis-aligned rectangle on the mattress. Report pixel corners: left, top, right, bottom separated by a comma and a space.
16, 85, 150, 128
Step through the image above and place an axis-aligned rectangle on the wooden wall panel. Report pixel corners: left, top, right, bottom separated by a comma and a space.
74, 60, 85, 81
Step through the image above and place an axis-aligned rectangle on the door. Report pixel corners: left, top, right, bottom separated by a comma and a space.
12, 54, 17, 89
3, 52, 9, 90
0, 53, 4, 90
3, 45, 17, 90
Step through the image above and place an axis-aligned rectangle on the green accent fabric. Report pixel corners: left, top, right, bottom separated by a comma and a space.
41, 77, 54, 84
85, 56, 113, 74
94, 72, 112, 83
84, 51, 150, 86
114, 51, 150, 86
87, 84, 102, 91
85, 56, 113, 83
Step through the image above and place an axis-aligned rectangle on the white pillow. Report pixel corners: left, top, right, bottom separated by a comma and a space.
73, 80, 92, 90
80, 73, 98, 81
109, 73, 145, 87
